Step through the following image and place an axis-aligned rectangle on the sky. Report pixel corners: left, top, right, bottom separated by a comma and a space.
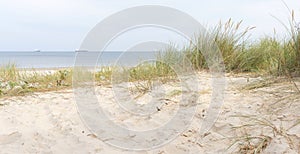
0, 0, 299, 51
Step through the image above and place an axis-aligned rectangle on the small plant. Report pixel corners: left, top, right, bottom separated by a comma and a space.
233, 135, 271, 154
8, 81, 17, 89
95, 66, 113, 84
128, 63, 159, 94
55, 70, 71, 86
227, 124, 272, 153
228, 114, 297, 153
167, 89, 182, 97
132, 79, 154, 94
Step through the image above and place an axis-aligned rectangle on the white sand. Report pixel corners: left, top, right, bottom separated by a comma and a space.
0, 73, 299, 153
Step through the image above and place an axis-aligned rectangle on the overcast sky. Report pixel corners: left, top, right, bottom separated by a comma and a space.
0, 0, 299, 51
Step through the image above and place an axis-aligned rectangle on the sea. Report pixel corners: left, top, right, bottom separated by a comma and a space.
0, 51, 157, 69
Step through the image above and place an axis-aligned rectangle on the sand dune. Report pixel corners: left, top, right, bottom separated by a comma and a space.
0, 73, 299, 153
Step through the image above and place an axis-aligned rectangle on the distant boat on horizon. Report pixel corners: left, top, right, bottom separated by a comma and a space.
34, 49, 41, 52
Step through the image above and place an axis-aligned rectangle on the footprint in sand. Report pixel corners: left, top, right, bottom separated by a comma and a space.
0, 132, 22, 145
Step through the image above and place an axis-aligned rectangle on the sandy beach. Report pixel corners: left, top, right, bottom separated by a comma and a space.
1, 0, 300, 153
0, 72, 299, 153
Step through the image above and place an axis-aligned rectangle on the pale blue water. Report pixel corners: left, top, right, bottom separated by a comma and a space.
0, 52, 157, 68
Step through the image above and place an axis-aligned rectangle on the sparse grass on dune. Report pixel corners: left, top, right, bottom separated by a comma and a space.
156, 12, 300, 95
94, 61, 177, 93
0, 63, 19, 82
0, 12, 299, 154
1, 12, 300, 97
159, 15, 299, 76
0, 62, 177, 97
0, 64, 72, 97
228, 112, 300, 153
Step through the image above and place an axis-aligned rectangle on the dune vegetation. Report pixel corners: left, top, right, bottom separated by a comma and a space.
0, 64, 72, 97
0, 12, 299, 97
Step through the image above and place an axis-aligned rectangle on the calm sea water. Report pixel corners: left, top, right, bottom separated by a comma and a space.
0, 52, 157, 68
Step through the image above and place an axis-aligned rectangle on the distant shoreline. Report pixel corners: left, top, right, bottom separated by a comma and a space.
0, 51, 156, 69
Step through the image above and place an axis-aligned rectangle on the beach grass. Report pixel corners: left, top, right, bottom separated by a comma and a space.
1, 13, 299, 97
158, 15, 299, 76
0, 62, 177, 97
0, 64, 73, 97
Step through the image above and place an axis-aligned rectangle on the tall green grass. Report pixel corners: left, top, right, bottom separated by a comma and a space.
181, 19, 255, 71
1, 13, 299, 97
280, 10, 300, 75
158, 13, 300, 77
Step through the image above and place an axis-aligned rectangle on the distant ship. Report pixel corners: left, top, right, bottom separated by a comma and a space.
34, 49, 41, 52
75, 49, 88, 52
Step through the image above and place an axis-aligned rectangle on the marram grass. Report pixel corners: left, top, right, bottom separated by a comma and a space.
1, 14, 300, 97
